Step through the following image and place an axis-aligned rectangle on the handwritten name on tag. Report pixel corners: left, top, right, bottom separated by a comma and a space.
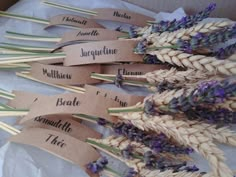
91, 8, 155, 27
19, 93, 119, 124
30, 63, 101, 85
85, 85, 144, 107
45, 14, 104, 29
21, 114, 101, 140
63, 40, 143, 66
10, 128, 100, 175
59, 28, 125, 45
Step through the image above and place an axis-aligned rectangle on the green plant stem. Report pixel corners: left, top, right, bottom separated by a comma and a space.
147, 45, 177, 51
91, 73, 153, 87
108, 107, 144, 114
104, 167, 122, 177
6, 31, 58, 39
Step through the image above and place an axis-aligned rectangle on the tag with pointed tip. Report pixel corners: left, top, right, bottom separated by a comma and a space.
7, 91, 45, 109
19, 93, 119, 124
91, 8, 155, 27
63, 40, 143, 66
30, 63, 101, 85
45, 14, 104, 29
58, 28, 125, 45
20, 114, 101, 140
10, 128, 100, 177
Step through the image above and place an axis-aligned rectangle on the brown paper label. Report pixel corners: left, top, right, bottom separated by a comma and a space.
45, 14, 104, 29
10, 128, 100, 174
59, 28, 125, 44
85, 85, 144, 107
19, 93, 119, 124
20, 114, 101, 140
63, 40, 143, 66
30, 63, 101, 85
7, 91, 46, 109
102, 64, 168, 75
91, 8, 155, 27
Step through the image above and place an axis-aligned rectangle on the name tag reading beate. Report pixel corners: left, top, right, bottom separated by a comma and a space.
45, 14, 104, 29
58, 28, 125, 45
10, 128, 100, 177
30, 63, 101, 85
63, 40, 143, 66
91, 8, 155, 27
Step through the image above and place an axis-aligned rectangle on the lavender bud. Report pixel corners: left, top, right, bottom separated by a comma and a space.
151, 3, 216, 33
97, 118, 108, 126
121, 145, 134, 159
134, 39, 148, 54
156, 81, 182, 93
128, 26, 138, 38
124, 168, 138, 177
143, 54, 163, 64
87, 157, 108, 173
213, 42, 236, 59
115, 26, 123, 32
114, 71, 123, 88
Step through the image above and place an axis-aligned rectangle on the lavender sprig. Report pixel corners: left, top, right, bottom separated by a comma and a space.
128, 26, 138, 38
161, 78, 236, 113
87, 157, 108, 174
112, 122, 192, 155
151, 3, 216, 33
114, 71, 124, 88
212, 42, 236, 59
124, 168, 138, 177
176, 24, 236, 52
185, 106, 236, 124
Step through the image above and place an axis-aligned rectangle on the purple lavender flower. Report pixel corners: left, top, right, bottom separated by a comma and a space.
213, 42, 236, 59
176, 24, 236, 52
114, 71, 124, 88
121, 145, 134, 159
166, 78, 236, 113
124, 168, 138, 177
87, 157, 108, 173
134, 39, 148, 54
112, 122, 192, 155
115, 26, 123, 32
151, 3, 216, 33
97, 118, 108, 126
143, 54, 163, 64
185, 106, 236, 124
156, 81, 182, 93
128, 26, 138, 38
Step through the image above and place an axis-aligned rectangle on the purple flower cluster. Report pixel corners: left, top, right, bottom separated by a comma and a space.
112, 122, 193, 154
134, 39, 148, 54
213, 42, 236, 59
167, 79, 236, 113
87, 157, 108, 174
114, 70, 124, 88
151, 3, 216, 33
124, 168, 138, 177
176, 24, 236, 53
128, 26, 138, 38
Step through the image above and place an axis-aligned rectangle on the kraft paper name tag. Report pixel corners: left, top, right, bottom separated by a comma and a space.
63, 40, 143, 66
10, 128, 100, 176
85, 85, 144, 107
7, 91, 46, 109
45, 14, 104, 29
59, 28, 125, 45
102, 64, 168, 75
19, 93, 119, 124
91, 8, 155, 27
30, 63, 101, 85
20, 114, 101, 140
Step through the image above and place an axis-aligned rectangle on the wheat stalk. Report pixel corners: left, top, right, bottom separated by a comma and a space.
147, 21, 232, 46
113, 112, 233, 177
148, 48, 236, 75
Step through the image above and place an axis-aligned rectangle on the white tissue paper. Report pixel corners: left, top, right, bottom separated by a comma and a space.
0, 0, 235, 177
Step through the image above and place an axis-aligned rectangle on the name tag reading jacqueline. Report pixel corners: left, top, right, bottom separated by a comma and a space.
10, 128, 100, 176
30, 63, 102, 85
63, 40, 143, 66
45, 14, 104, 29
91, 8, 155, 27
58, 28, 125, 45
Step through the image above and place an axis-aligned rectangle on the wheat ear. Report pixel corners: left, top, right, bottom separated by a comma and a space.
216, 98, 236, 111
115, 112, 233, 177
148, 48, 236, 75
148, 21, 232, 45
189, 121, 236, 146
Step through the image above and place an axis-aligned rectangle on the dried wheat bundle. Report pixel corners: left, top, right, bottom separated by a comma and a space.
148, 48, 236, 75
112, 111, 233, 177
148, 21, 232, 46
217, 98, 236, 111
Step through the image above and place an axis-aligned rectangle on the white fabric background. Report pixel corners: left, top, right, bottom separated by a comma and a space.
0, 0, 235, 176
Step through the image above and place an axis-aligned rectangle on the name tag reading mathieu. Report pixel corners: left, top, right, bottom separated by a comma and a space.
63, 40, 143, 66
